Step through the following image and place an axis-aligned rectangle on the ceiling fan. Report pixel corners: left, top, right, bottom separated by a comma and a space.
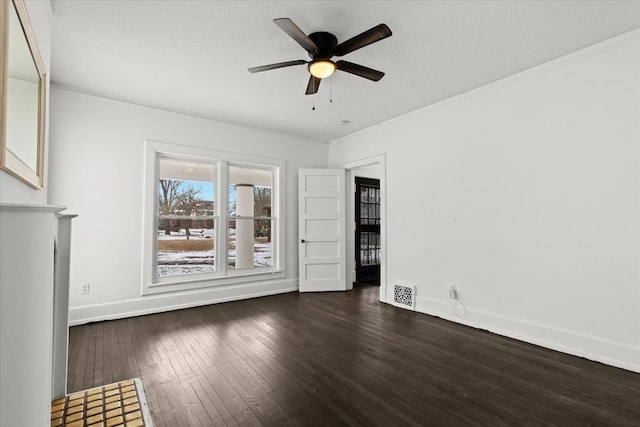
248, 18, 392, 95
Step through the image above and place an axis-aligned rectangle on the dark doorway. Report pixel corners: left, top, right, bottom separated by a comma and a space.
355, 177, 381, 286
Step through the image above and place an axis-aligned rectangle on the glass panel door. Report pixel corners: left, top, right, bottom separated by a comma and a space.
355, 177, 381, 286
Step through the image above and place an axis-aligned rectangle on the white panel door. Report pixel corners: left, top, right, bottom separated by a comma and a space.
298, 169, 346, 292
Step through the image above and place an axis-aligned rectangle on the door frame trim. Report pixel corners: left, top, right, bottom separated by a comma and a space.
340, 154, 387, 303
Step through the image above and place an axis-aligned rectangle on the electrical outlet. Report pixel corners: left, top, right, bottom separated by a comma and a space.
448, 285, 457, 299
81, 283, 90, 295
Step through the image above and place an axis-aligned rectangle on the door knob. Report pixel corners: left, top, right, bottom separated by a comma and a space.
301, 239, 306, 243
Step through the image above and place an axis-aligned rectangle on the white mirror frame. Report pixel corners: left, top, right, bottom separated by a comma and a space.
0, 0, 47, 189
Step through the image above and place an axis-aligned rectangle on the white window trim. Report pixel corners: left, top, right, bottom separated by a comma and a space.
142, 139, 286, 295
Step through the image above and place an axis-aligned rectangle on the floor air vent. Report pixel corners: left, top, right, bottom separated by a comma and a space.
392, 283, 416, 311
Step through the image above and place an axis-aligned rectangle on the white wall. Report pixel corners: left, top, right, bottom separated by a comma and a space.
0, 0, 52, 204
48, 88, 328, 324
329, 31, 640, 372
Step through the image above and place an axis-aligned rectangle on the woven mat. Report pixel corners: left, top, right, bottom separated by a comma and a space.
51, 378, 153, 427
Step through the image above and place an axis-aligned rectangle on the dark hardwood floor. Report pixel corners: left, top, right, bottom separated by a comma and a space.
67, 286, 640, 426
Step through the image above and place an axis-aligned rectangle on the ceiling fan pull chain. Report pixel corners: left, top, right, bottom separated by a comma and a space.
330, 77, 333, 104
312, 79, 316, 111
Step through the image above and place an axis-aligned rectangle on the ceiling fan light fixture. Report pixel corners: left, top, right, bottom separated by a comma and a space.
309, 60, 336, 79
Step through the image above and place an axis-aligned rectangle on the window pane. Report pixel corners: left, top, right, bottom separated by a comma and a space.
158, 157, 215, 216
157, 219, 215, 277
228, 218, 272, 270
228, 164, 272, 217
226, 164, 274, 271
254, 218, 272, 267
360, 232, 381, 266
156, 156, 216, 277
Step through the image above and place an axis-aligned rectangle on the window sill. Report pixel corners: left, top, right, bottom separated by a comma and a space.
142, 269, 285, 295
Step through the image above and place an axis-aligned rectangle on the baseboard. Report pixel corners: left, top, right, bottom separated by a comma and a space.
69, 278, 298, 326
407, 295, 639, 374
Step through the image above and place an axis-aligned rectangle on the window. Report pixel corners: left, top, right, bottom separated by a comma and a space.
142, 140, 285, 295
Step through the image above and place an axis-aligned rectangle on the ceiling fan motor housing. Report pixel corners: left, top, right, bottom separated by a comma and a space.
308, 32, 338, 59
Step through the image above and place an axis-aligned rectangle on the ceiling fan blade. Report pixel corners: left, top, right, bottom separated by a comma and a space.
274, 18, 318, 53
248, 60, 307, 73
334, 23, 392, 56
305, 75, 321, 95
336, 60, 385, 81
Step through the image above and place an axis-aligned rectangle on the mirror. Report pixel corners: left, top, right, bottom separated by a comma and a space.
0, 0, 46, 189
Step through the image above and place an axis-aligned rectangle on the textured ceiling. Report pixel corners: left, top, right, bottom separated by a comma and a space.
50, 1, 640, 143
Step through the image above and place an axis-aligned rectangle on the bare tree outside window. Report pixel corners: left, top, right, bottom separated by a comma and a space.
158, 179, 201, 238
254, 186, 271, 217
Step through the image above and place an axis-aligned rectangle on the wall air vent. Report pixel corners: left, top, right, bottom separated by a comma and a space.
392, 283, 416, 311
